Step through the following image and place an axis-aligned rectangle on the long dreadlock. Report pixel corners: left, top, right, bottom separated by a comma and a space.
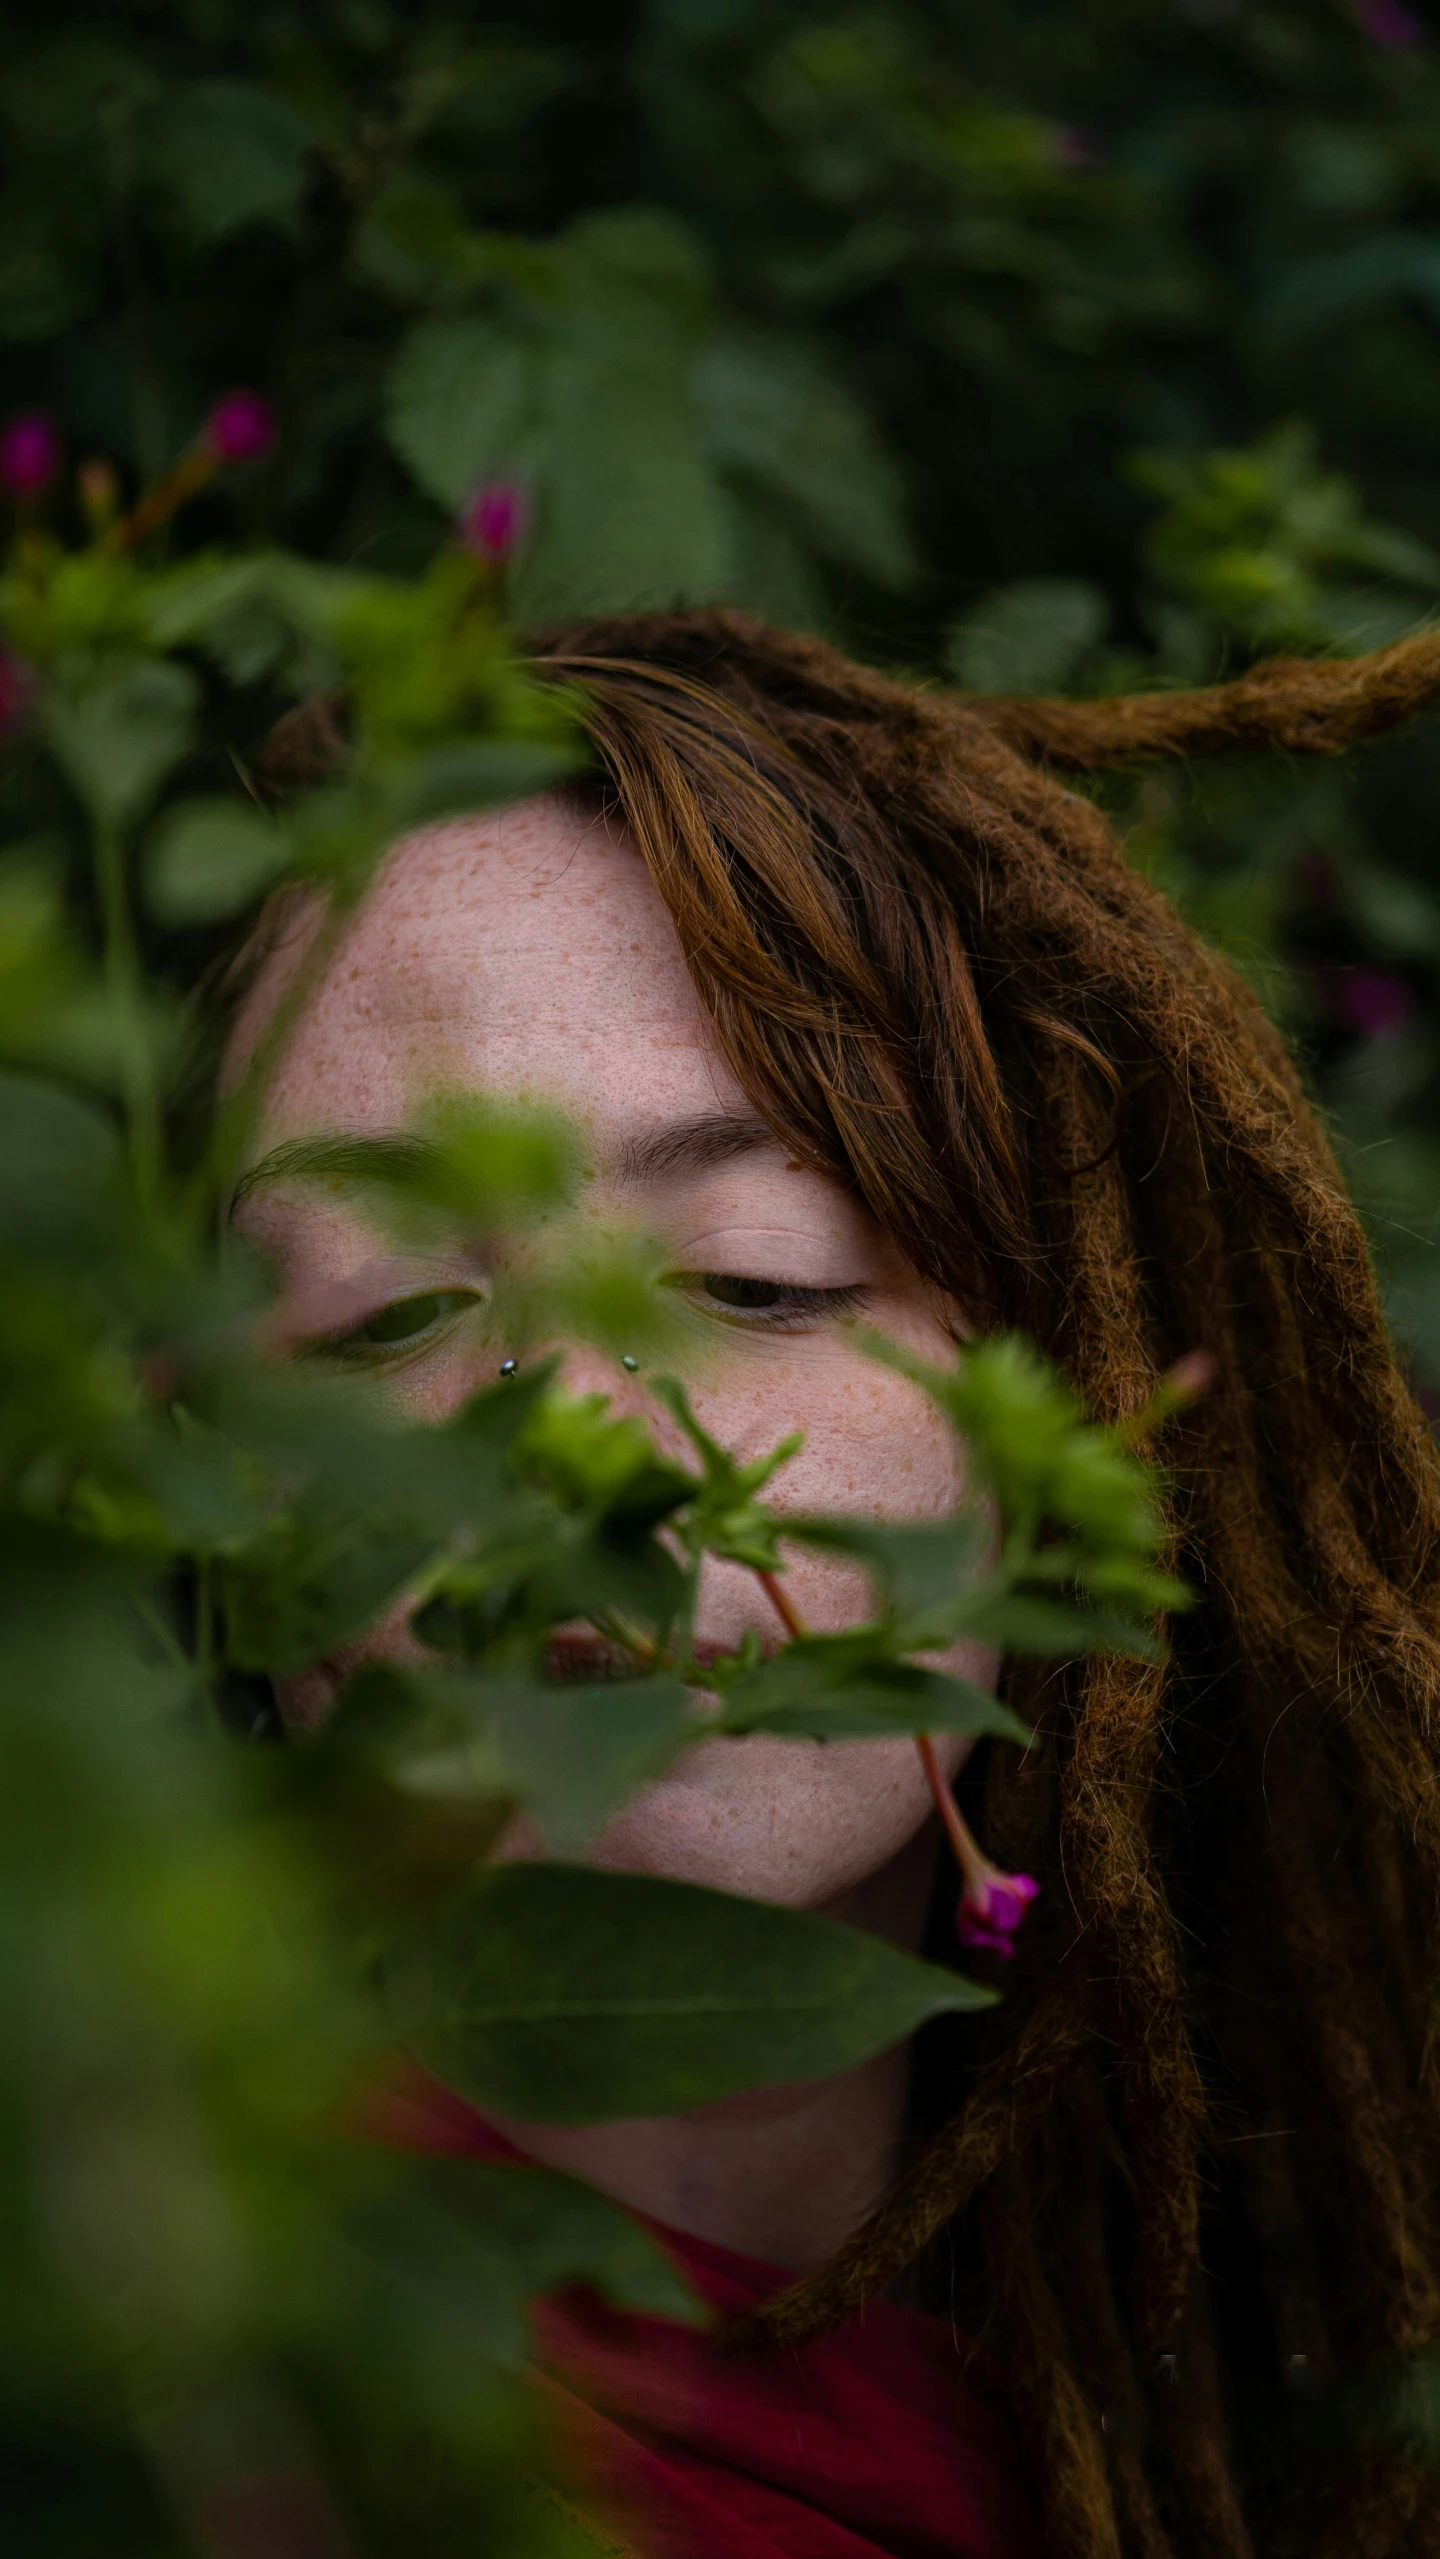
518, 614, 1440, 2559
259, 610, 1440, 2556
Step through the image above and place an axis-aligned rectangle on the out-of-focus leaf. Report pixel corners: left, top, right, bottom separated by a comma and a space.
699, 329, 916, 588
786, 1511, 992, 1631
1340, 861, 1440, 961
42, 660, 199, 830
386, 211, 729, 619
362, 2158, 702, 2365
386, 310, 538, 512
335, 1661, 695, 1852
715, 1631, 1031, 1743
254, 1098, 582, 1242
947, 577, 1109, 693
143, 78, 311, 246
0, 1070, 122, 1258
221, 1504, 438, 1676
0, 208, 97, 340
1258, 233, 1440, 345
404, 1862, 994, 2121
144, 797, 293, 924
957, 1588, 1166, 1661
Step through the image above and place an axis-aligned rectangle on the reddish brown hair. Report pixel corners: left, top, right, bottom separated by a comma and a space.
514, 614, 1440, 2559
261, 611, 1440, 2556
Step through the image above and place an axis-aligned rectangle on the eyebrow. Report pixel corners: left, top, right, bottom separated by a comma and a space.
230, 1132, 425, 1211
232, 1112, 777, 1211
615, 1112, 777, 1184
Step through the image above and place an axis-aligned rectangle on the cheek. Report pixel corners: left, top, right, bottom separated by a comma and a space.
678, 1345, 968, 1646
685, 1349, 961, 1518
604, 1745, 905, 1905
562, 1727, 972, 1909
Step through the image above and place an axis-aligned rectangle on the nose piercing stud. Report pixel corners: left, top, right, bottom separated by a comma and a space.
621, 1354, 639, 1372
499, 1358, 517, 1377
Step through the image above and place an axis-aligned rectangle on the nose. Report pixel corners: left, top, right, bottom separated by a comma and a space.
546, 1340, 647, 1408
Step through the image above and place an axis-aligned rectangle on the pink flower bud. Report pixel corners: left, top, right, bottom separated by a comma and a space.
0, 410, 62, 500
0, 647, 39, 741
458, 477, 528, 566
957, 1868, 1039, 1959
1165, 1349, 1217, 1404
203, 390, 277, 465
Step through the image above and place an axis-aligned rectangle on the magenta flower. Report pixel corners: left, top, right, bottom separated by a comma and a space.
1356, 0, 1423, 42
0, 410, 62, 501
458, 477, 529, 566
957, 1868, 1040, 1959
203, 390, 278, 465
0, 648, 38, 741
1343, 967, 1414, 1040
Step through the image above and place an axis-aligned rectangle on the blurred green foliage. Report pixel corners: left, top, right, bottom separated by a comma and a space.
4, 0, 1440, 1365
0, 383, 1183, 2546
6, 0, 1440, 2536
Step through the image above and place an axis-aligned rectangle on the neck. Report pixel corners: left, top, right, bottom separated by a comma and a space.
488, 1821, 941, 2271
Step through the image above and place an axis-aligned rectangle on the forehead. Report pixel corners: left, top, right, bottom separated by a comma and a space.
243, 792, 747, 1146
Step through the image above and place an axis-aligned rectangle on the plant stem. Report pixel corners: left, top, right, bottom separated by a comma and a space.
754, 1566, 806, 1642
752, 1563, 989, 1888
915, 1731, 981, 1882
94, 815, 162, 1218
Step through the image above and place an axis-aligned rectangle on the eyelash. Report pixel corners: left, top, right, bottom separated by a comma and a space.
303, 1275, 868, 1364
307, 1288, 483, 1365
679, 1275, 869, 1333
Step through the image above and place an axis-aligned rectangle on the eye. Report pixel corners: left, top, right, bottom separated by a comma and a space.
684, 1273, 869, 1331
308, 1288, 481, 1363
701, 1275, 789, 1310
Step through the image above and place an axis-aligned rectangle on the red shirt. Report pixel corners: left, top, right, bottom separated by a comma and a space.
381, 2072, 1043, 2559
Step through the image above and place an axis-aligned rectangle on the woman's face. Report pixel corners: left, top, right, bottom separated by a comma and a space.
231, 794, 994, 1915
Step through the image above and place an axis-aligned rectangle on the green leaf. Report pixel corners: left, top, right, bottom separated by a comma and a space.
403, 1862, 993, 2120
144, 78, 311, 246
384, 211, 730, 618
250, 1097, 583, 1241
0, 206, 97, 341
513, 1389, 693, 1532
42, 659, 199, 831
479, 1676, 695, 1849
144, 797, 294, 924
371, 2158, 702, 2360
221, 1506, 438, 1676
958, 1588, 1162, 1660
947, 578, 1109, 694
386, 310, 539, 512
0, 1071, 122, 1260
786, 1512, 991, 1632
336, 1662, 695, 1852
700, 329, 916, 589
714, 1629, 1031, 1742
652, 1374, 800, 1571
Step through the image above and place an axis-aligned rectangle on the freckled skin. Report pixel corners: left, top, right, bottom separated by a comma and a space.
232, 796, 997, 2266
